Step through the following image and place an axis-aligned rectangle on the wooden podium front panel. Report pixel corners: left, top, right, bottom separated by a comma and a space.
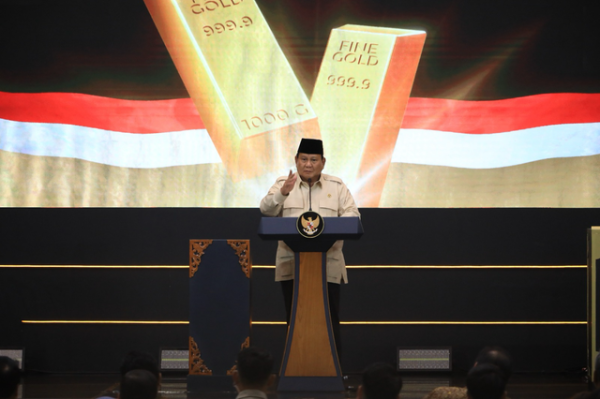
284, 252, 338, 376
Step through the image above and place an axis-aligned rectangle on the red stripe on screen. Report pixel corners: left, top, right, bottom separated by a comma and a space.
403, 93, 600, 133
0, 92, 204, 133
1, 91, 598, 134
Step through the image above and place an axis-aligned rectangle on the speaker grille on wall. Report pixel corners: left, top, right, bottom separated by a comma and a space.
397, 347, 451, 371
0, 348, 24, 370
159, 348, 189, 371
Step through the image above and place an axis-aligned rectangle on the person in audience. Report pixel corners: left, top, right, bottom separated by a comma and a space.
473, 346, 512, 382
593, 353, 600, 389
567, 353, 600, 398
96, 351, 161, 399
119, 370, 158, 399
466, 364, 506, 399
568, 392, 593, 399
585, 388, 600, 399
357, 363, 403, 399
0, 356, 21, 399
232, 347, 275, 399
423, 346, 512, 399
120, 351, 161, 380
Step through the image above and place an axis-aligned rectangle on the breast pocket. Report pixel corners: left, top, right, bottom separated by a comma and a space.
282, 197, 304, 217
319, 198, 339, 217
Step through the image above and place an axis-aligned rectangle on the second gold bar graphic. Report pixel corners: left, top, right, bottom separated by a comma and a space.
312, 25, 426, 206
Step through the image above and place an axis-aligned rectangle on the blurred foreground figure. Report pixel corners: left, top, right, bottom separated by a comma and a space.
97, 350, 161, 399
423, 346, 512, 399
119, 370, 158, 399
357, 363, 402, 399
466, 363, 506, 399
0, 356, 21, 399
232, 347, 275, 399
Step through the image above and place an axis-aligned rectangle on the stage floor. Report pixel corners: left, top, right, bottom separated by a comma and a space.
15, 373, 590, 399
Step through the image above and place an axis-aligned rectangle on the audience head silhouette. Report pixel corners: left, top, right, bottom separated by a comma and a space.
358, 363, 403, 399
593, 352, 600, 388
474, 346, 512, 382
233, 346, 274, 392
466, 363, 506, 399
119, 351, 160, 379
0, 357, 21, 399
119, 370, 157, 399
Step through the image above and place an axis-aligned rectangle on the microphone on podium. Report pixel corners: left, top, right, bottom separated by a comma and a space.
297, 177, 323, 238
308, 178, 312, 211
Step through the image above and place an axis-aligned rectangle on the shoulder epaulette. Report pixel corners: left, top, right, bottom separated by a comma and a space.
322, 174, 343, 184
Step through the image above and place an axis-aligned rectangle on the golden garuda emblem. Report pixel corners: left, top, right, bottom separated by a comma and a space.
296, 211, 324, 239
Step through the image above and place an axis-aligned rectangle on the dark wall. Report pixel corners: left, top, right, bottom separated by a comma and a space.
1, 208, 599, 373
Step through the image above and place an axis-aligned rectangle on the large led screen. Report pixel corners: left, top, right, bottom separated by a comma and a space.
0, 0, 598, 207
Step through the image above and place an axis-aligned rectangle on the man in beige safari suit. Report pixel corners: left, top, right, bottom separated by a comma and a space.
260, 138, 360, 359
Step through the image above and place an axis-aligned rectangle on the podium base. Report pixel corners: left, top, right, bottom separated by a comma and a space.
277, 376, 344, 392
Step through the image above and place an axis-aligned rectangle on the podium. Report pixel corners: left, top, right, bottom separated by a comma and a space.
258, 217, 363, 391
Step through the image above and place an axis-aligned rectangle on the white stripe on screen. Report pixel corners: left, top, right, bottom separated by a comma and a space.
1, 118, 598, 169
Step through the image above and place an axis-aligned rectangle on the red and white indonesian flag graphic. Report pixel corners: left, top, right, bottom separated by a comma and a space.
1, 91, 599, 207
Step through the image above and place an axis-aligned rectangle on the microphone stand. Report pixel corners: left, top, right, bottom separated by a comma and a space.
308, 178, 312, 211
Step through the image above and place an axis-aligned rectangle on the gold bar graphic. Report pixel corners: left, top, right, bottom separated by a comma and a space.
144, 0, 320, 180
311, 25, 426, 206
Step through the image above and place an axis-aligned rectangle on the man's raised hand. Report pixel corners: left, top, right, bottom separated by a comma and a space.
280, 170, 297, 196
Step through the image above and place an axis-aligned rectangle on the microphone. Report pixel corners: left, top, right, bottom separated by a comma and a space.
308, 178, 312, 211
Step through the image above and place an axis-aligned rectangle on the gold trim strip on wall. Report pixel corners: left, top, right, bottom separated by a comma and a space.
1, 265, 188, 269
22, 320, 189, 324
255, 265, 586, 269
340, 321, 587, 325
22, 320, 586, 325
1, 265, 585, 269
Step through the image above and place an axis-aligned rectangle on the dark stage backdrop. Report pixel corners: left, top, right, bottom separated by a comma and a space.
1, 207, 599, 373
